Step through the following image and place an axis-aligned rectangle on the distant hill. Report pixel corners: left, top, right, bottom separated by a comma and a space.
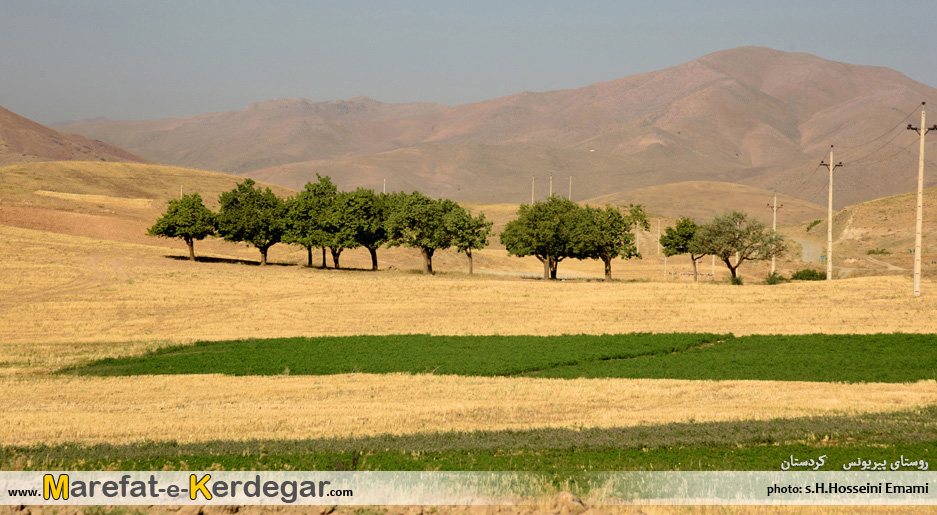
585, 181, 827, 224
0, 106, 145, 166
61, 47, 937, 206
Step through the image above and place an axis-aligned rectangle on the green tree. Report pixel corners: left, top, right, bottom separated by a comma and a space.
692, 210, 787, 279
338, 188, 389, 270
147, 193, 215, 261
216, 178, 286, 266
445, 206, 493, 274
573, 204, 649, 281
385, 191, 457, 274
659, 217, 705, 281
500, 195, 581, 280
284, 175, 337, 268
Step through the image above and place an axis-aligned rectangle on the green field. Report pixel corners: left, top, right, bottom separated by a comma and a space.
67, 333, 725, 376
3, 407, 935, 472
69, 333, 937, 383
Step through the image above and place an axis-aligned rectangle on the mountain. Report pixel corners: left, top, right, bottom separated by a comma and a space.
0, 106, 146, 166
60, 47, 937, 207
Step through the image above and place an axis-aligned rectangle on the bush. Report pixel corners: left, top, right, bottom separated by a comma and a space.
806, 219, 822, 232
764, 272, 787, 285
791, 268, 825, 281
730, 276, 744, 286
867, 248, 891, 255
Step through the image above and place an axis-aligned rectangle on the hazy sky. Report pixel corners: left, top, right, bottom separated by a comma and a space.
3, 0, 936, 124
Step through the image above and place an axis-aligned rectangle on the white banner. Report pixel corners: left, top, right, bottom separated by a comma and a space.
1, 471, 935, 505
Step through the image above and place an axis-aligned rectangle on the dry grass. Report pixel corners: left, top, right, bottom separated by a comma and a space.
1, 374, 933, 445
2, 224, 937, 376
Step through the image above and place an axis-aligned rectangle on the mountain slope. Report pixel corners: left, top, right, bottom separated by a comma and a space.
60, 47, 937, 206
0, 105, 146, 166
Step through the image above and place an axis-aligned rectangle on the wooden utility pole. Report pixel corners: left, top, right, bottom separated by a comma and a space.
383, 178, 386, 194
768, 192, 783, 274
907, 104, 937, 297
549, 174, 553, 197
531, 175, 535, 204
568, 176, 572, 200
820, 146, 843, 281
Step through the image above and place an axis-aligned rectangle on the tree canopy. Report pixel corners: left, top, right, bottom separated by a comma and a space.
445, 206, 493, 274
284, 175, 337, 267
500, 195, 582, 280
692, 210, 787, 279
660, 217, 705, 281
216, 178, 286, 265
572, 204, 649, 281
147, 193, 215, 261
385, 191, 459, 274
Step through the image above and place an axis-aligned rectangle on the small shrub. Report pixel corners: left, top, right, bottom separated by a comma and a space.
806, 219, 822, 232
867, 248, 891, 255
730, 276, 744, 286
765, 272, 787, 285
791, 268, 825, 281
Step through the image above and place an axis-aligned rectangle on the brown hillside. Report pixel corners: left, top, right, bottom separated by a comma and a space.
61, 47, 937, 208
585, 181, 827, 224
0, 105, 146, 165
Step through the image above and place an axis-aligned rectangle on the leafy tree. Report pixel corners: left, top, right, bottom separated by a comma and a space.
147, 193, 215, 261
500, 195, 581, 280
385, 191, 458, 274
284, 175, 337, 267
445, 206, 493, 274
660, 217, 705, 281
326, 188, 388, 270
216, 178, 286, 266
692, 210, 787, 279
572, 204, 649, 281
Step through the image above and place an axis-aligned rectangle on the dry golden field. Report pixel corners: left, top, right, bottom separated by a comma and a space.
2, 374, 933, 445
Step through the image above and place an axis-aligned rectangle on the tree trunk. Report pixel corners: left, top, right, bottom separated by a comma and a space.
259, 247, 268, 266
467, 248, 474, 275
421, 248, 434, 274
321, 247, 327, 268
539, 256, 550, 280
306, 246, 313, 268
603, 257, 612, 281
368, 247, 378, 271
330, 248, 342, 270
186, 238, 195, 261
550, 258, 558, 280
691, 256, 699, 282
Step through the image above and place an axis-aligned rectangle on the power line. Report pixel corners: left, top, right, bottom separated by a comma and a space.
834, 103, 922, 156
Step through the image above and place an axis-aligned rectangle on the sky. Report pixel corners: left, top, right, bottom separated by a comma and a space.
2, 0, 937, 124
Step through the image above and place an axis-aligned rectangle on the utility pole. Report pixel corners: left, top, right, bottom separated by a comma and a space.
549, 174, 553, 197
767, 192, 783, 274
907, 103, 937, 297
531, 175, 535, 204
568, 176, 572, 200
383, 178, 386, 194
820, 146, 843, 281
657, 218, 661, 256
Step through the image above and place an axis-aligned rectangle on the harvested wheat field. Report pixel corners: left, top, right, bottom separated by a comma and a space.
1, 374, 934, 445
2, 224, 936, 376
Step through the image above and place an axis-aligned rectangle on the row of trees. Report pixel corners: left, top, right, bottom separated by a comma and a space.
660, 211, 787, 281
500, 195, 650, 280
148, 177, 493, 274
149, 179, 786, 281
